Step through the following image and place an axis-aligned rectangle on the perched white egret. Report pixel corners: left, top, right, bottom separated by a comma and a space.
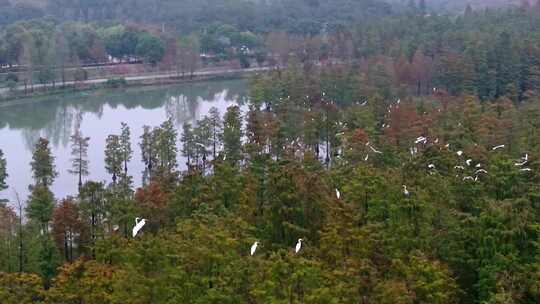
463, 176, 474, 181
397, 98, 401, 104
475, 163, 482, 168
336, 189, 341, 199
475, 169, 488, 175
360, 100, 368, 106
521, 168, 532, 172
295, 239, 303, 254
454, 165, 465, 170
132, 218, 147, 238
457, 151, 463, 157
466, 159, 472, 166
402, 185, 410, 196
364, 154, 369, 162
250, 241, 259, 256
435, 138, 439, 144
445, 144, 450, 149
492, 145, 505, 151
524, 154, 529, 161
428, 164, 436, 169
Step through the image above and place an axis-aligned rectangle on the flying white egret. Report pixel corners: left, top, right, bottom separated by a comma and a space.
336, 189, 341, 199
457, 151, 463, 157
295, 239, 303, 254
466, 159, 472, 166
415, 137, 427, 144
132, 218, 147, 238
515, 160, 527, 166
402, 185, 410, 196
250, 241, 259, 256
492, 145, 505, 151
369, 145, 382, 154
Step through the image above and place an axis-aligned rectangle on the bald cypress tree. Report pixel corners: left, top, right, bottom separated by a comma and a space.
31, 138, 58, 188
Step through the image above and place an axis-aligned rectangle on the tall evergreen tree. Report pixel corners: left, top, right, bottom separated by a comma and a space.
222, 106, 243, 165
68, 131, 90, 190
105, 135, 122, 185
30, 138, 58, 188
0, 149, 7, 192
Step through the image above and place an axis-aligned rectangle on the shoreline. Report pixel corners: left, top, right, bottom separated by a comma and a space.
0, 66, 271, 105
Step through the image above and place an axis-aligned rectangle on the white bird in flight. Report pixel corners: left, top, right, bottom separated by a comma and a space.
132, 217, 147, 238
492, 145, 505, 151
295, 239, 303, 254
336, 189, 341, 199
369, 145, 382, 154
515, 160, 527, 166
250, 241, 259, 256
415, 137, 427, 145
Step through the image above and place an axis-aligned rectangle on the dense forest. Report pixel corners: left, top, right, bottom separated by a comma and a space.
2, 1, 540, 303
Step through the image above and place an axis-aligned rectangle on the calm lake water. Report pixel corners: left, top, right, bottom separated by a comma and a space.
0, 79, 248, 204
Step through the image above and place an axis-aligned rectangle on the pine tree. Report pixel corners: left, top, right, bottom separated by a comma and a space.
0, 149, 7, 192
120, 122, 132, 176
25, 185, 55, 234
30, 138, 58, 188
68, 131, 90, 190
208, 107, 223, 159
105, 135, 122, 184
181, 123, 196, 167
222, 106, 243, 165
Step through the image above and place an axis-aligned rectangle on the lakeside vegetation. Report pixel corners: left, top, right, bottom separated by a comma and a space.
1, 1, 540, 303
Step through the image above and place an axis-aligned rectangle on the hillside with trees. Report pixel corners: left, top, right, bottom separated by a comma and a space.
1, 1, 540, 303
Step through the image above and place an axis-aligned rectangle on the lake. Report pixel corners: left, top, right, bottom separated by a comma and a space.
0, 79, 248, 204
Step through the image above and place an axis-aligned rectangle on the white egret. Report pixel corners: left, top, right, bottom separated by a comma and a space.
492, 145, 505, 151
475, 163, 482, 168
466, 159, 472, 166
475, 169, 488, 175
364, 154, 369, 162
521, 168, 532, 172
369, 145, 382, 154
397, 98, 401, 104
403, 185, 410, 196
524, 154, 529, 161
457, 151, 463, 157
454, 165, 465, 170
250, 241, 259, 256
295, 239, 303, 254
360, 100, 367, 106
428, 164, 436, 169
132, 218, 147, 238
435, 138, 439, 144
463, 176, 474, 181
415, 137, 427, 144
336, 189, 341, 199
515, 160, 527, 166
445, 144, 450, 149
